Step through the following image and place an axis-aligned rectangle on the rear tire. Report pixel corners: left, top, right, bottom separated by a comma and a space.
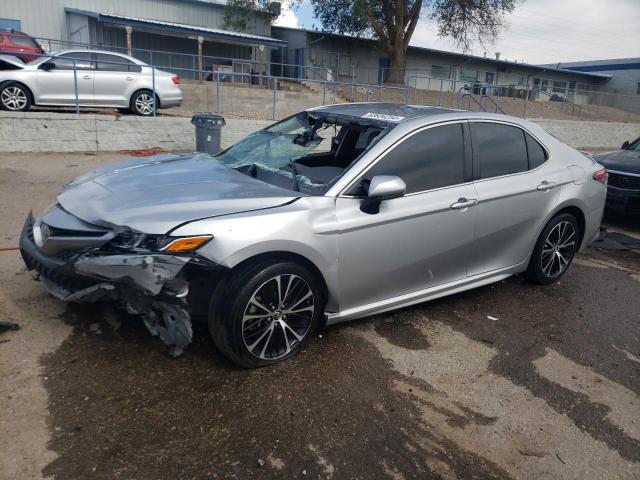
526, 213, 580, 285
0, 82, 32, 112
130, 90, 157, 116
209, 260, 324, 368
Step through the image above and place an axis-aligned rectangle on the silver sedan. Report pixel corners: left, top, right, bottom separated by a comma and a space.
19, 104, 607, 366
0, 49, 182, 115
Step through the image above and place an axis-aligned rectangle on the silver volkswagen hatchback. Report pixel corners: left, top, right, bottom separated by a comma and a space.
20, 104, 607, 367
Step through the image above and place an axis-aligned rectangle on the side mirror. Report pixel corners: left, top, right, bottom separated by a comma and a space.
621, 140, 630, 150
40, 61, 55, 71
360, 175, 406, 214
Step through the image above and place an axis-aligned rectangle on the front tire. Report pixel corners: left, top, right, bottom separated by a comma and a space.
526, 213, 580, 284
0, 82, 32, 112
210, 260, 324, 368
130, 90, 157, 116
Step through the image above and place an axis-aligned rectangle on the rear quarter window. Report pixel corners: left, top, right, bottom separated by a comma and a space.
525, 132, 548, 169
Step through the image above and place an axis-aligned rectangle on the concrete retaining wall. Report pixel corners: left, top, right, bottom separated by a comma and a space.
0, 112, 270, 152
530, 119, 639, 150
0, 111, 637, 152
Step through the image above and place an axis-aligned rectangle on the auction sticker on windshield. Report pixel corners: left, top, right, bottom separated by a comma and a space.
362, 112, 405, 122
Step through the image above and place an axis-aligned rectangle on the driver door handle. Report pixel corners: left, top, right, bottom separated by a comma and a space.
450, 198, 478, 210
537, 181, 557, 191
82, 75, 93, 80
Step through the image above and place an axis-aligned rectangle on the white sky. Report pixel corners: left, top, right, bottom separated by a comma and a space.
274, 0, 640, 65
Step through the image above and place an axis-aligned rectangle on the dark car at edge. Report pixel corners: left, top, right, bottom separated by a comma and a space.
594, 137, 640, 216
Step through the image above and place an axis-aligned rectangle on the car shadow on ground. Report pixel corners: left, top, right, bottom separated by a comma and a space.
602, 210, 640, 239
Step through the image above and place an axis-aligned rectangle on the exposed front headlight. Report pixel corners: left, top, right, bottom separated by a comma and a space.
105, 233, 213, 253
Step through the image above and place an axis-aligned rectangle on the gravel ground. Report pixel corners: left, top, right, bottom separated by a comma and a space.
0, 152, 639, 480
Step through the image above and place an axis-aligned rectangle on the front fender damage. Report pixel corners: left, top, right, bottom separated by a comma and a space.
40, 253, 195, 357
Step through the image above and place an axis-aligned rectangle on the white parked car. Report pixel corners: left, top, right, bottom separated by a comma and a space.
0, 49, 182, 115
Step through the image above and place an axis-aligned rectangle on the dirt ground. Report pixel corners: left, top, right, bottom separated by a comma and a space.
1, 152, 639, 480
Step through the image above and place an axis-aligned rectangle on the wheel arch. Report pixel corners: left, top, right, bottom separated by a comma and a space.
526, 202, 587, 268
552, 205, 586, 248
129, 88, 161, 109
229, 251, 330, 307
188, 249, 333, 322
0, 80, 34, 104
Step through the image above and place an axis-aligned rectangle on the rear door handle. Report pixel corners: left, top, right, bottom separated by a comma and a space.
82, 75, 92, 80
125, 76, 134, 81
537, 181, 557, 191
450, 198, 478, 210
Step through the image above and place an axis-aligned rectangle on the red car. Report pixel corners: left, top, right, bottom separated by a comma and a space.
0, 29, 44, 62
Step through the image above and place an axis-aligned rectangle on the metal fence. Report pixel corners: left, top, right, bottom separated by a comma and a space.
34, 36, 335, 82
2, 47, 639, 124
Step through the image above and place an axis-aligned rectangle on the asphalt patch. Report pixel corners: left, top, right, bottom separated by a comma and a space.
414, 248, 640, 463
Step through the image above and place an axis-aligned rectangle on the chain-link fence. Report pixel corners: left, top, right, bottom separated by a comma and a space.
2, 43, 638, 124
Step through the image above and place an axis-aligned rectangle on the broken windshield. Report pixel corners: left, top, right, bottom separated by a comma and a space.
212, 113, 387, 195
215, 114, 332, 169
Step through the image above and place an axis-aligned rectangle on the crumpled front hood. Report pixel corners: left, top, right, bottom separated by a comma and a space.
58, 153, 301, 234
594, 149, 640, 175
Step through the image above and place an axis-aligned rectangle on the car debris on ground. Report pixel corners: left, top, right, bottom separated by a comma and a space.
0, 320, 21, 332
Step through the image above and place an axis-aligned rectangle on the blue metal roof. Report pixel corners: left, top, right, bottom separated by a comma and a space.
563, 63, 640, 72
65, 8, 287, 48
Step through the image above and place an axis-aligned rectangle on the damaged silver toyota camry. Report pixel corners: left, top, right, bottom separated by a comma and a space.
20, 103, 607, 367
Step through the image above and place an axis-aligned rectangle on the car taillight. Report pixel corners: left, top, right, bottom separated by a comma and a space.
593, 168, 608, 185
171, 75, 180, 85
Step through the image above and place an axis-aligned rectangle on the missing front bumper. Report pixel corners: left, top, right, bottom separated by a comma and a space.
19, 212, 201, 356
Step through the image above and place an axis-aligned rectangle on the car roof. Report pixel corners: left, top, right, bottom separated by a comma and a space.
307, 102, 543, 132
51, 49, 145, 64
308, 103, 459, 123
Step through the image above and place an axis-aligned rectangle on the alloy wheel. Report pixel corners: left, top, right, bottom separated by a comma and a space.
1, 86, 27, 111
242, 274, 315, 360
541, 220, 576, 278
134, 93, 155, 115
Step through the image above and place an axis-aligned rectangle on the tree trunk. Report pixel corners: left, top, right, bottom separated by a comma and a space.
387, 47, 406, 85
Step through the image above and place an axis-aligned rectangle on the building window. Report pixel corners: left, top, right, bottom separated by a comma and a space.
0, 18, 21, 31
637, 81, 640, 94
461, 68, 478, 82
552, 80, 567, 94
431, 64, 450, 79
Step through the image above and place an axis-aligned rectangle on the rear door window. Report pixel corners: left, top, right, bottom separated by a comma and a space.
95, 53, 139, 72
357, 123, 466, 194
471, 123, 529, 179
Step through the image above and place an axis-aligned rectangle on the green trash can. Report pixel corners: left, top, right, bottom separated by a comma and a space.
191, 112, 226, 154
